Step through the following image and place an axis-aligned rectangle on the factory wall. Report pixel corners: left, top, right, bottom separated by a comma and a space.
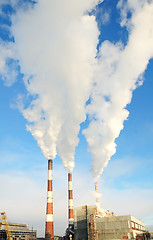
95, 215, 145, 240
74, 205, 146, 240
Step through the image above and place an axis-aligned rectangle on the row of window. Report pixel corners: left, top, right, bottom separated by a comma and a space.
131, 221, 145, 231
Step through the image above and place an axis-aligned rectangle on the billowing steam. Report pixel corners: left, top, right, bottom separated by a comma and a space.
0, 0, 153, 180
83, 0, 153, 180
2, 0, 102, 172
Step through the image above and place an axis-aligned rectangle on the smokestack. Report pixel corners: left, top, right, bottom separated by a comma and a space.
45, 159, 54, 240
68, 172, 74, 226
95, 182, 100, 208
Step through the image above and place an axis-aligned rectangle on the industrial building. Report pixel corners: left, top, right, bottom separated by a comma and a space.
0, 159, 152, 240
73, 205, 147, 240
44, 159, 152, 240
0, 222, 36, 240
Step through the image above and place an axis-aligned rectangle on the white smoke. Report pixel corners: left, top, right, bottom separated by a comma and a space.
0, 41, 17, 86
4, 0, 103, 171
1, 0, 153, 181
83, 0, 153, 180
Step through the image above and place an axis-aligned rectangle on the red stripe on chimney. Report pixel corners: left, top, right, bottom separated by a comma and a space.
45, 159, 54, 240
68, 172, 74, 225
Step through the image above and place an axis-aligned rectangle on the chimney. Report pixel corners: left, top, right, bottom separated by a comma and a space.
68, 172, 74, 226
45, 159, 54, 240
95, 182, 100, 208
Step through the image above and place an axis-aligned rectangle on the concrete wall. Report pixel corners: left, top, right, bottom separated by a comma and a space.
95, 215, 145, 240
74, 206, 89, 240
74, 205, 146, 240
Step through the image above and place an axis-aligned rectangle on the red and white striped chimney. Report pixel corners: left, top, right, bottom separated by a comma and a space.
45, 159, 54, 240
68, 172, 74, 226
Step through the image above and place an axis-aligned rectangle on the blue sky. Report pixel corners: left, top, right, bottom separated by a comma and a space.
0, 0, 153, 237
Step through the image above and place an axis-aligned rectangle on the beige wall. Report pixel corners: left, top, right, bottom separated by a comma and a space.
74, 205, 145, 240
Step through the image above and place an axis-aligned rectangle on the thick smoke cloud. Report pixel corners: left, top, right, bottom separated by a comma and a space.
7, 0, 102, 172
1, 0, 153, 180
83, 0, 153, 180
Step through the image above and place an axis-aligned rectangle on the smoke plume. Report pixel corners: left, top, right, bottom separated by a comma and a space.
0, 0, 102, 172
83, 0, 153, 180
1, 0, 153, 180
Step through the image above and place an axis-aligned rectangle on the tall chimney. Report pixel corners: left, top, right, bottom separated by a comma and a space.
68, 172, 74, 226
95, 182, 100, 208
45, 159, 54, 240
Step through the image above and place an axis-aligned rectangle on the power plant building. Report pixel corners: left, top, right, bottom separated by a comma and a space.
43, 160, 150, 240
0, 222, 36, 240
74, 205, 146, 240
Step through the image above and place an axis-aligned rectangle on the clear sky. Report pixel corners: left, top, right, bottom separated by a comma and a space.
0, 0, 153, 237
